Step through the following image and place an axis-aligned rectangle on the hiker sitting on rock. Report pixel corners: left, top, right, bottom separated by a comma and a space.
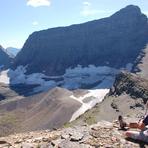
118, 100, 148, 143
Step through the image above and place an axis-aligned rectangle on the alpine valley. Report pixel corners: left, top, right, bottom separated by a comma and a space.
0, 5, 148, 145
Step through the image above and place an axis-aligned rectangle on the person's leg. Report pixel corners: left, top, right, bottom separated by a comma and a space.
125, 131, 139, 139
125, 130, 148, 143
118, 116, 137, 129
118, 116, 145, 130
118, 115, 127, 129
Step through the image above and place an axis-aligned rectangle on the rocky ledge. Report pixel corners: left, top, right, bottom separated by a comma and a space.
110, 71, 148, 102
0, 120, 147, 148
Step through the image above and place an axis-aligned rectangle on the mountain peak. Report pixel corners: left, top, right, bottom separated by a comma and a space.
123, 5, 141, 12
111, 5, 143, 18
14, 5, 148, 76
6, 47, 20, 58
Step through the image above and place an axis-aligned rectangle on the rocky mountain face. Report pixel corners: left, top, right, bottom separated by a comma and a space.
14, 5, 148, 75
110, 71, 148, 102
0, 45, 11, 68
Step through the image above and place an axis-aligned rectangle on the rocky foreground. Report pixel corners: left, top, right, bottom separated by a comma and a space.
0, 120, 147, 148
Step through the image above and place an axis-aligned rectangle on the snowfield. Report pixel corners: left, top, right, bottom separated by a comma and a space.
0, 64, 132, 91
0, 64, 133, 121
0, 69, 10, 84
70, 89, 110, 121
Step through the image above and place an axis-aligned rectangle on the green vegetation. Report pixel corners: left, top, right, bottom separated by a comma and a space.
63, 107, 99, 128
83, 115, 97, 125
63, 122, 72, 128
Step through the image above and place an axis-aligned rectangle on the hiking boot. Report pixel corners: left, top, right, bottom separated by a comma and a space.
118, 115, 127, 130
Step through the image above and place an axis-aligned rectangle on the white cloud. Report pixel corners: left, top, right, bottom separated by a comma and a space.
32, 21, 39, 26
81, 1, 107, 17
27, 0, 51, 7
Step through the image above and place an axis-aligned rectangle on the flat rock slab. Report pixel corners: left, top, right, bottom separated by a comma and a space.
21, 142, 34, 148
59, 140, 92, 148
70, 131, 84, 141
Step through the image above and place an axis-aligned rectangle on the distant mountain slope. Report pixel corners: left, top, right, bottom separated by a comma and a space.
0, 86, 109, 135
0, 87, 82, 135
5, 47, 20, 58
68, 71, 148, 127
14, 5, 148, 75
0, 45, 12, 68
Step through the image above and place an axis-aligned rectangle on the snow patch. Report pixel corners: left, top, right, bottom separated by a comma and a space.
70, 89, 110, 121
0, 70, 10, 84
0, 66, 57, 92
62, 65, 118, 89
0, 64, 128, 92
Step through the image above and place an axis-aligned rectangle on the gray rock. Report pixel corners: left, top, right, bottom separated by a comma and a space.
21, 142, 34, 148
40, 143, 51, 148
70, 131, 84, 141
51, 139, 64, 147
42, 137, 50, 142
61, 133, 70, 139
33, 137, 43, 142
59, 140, 92, 148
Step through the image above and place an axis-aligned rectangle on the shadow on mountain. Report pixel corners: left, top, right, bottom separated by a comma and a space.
9, 84, 40, 96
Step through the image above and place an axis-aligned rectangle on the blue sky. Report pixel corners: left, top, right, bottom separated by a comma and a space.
0, 0, 148, 49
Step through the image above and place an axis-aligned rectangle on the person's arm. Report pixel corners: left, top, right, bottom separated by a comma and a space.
141, 115, 148, 129
137, 122, 145, 130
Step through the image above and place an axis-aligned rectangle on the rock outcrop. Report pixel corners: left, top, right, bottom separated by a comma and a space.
110, 71, 148, 102
14, 5, 148, 75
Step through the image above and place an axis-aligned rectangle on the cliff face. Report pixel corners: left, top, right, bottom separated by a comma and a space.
110, 71, 148, 102
14, 5, 148, 75
0, 45, 11, 68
